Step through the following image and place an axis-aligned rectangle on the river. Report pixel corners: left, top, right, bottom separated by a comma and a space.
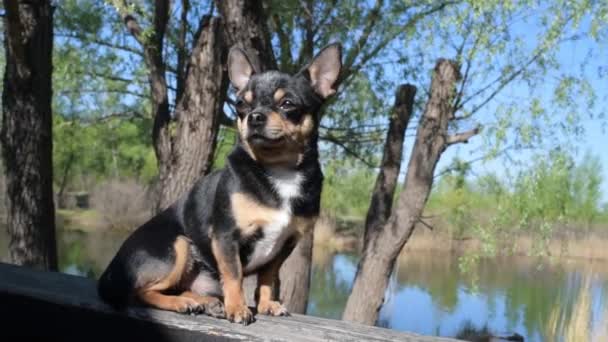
1, 227, 607, 341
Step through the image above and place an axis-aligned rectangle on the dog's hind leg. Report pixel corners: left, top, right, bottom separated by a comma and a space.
137, 290, 202, 314
135, 236, 202, 314
181, 291, 225, 318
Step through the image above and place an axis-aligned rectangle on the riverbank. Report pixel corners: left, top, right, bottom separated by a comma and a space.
314, 215, 608, 261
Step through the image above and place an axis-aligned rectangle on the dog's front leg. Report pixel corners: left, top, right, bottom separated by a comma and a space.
211, 235, 253, 325
255, 238, 295, 316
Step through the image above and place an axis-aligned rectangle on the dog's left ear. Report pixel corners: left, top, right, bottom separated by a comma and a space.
302, 43, 342, 98
228, 47, 256, 92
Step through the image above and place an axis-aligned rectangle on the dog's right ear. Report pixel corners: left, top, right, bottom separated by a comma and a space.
228, 47, 256, 92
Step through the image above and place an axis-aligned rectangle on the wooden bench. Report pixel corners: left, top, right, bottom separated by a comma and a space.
0, 262, 461, 341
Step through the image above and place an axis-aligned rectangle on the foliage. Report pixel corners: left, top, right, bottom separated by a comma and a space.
425, 149, 607, 264
53, 115, 157, 192
320, 159, 377, 220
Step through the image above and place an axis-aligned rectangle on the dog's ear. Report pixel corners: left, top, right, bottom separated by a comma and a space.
302, 43, 342, 98
228, 47, 256, 92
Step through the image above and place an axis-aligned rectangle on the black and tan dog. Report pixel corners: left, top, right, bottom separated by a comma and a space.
97, 43, 341, 324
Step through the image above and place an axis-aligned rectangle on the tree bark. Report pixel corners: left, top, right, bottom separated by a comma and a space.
343, 60, 465, 324
156, 17, 228, 210
112, 2, 227, 211
278, 231, 314, 313
1, 0, 58, 270
216, 0, 277, 71
363, 84, 417, 245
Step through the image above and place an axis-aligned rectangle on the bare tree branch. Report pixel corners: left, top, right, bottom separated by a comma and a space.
272, 13, 294, 71
341, 0, 383, 72
320, 134, 375, 167
175, 0, 190, 101
417, 218, 434, 231
339, 1, 457, 87
55, 32, 143, 56
58, 89, 150, 99
446, 126, 480, 145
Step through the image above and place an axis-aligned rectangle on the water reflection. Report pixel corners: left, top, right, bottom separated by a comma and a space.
308, 247, 608, 341
0, 226, 128, 278
1, 227, 607, 341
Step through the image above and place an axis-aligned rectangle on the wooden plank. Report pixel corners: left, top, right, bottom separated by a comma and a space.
0, 262, 461, 341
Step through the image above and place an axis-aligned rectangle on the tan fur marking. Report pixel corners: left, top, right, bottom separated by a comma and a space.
255, 245, 290, 316
137, 290, 199, 313
298, 114, 315, 139
237, 118, 257, 161
231, 193, 280, 235
181, 291, 220, 305
142, 236, 190, 292
243, 90, 253, 103
285, 114, 314, 145
273, 88, 286, 102
212, 238, 251, 322
266, 111, 285, 133
256, 261, 278, 304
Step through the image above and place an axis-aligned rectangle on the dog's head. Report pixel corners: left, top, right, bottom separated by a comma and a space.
228, 44, 341, 167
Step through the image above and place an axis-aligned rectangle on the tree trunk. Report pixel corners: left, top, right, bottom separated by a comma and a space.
216, 0, 277, 71
363, 84, 417, 245
278, 230, 314, 313
1, 0, 58, 271
343, 60, 463, 324
113, 2, 226, 212
155, 17, 228, 210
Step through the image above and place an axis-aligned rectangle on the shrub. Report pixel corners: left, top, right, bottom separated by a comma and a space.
90, 179, 153, 230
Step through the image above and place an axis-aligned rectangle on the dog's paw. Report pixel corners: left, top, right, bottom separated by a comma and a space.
172, 297, 202, 315
202, 297, 225, 318
225, 303, 254, 325
257, 300, 290, 317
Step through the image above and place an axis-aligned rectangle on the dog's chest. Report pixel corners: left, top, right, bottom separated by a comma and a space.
242, 170, 303, 272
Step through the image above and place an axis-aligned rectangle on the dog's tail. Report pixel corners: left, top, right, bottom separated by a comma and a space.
97, 260, 133, 310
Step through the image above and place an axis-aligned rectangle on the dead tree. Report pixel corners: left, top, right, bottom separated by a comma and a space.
343, 59, 479, 324
1, 0, 58, 270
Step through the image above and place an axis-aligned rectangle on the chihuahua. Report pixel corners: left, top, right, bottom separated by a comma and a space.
98, 43, 341, 325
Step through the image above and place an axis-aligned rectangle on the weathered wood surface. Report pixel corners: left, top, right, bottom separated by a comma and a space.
0, 262, 461, 341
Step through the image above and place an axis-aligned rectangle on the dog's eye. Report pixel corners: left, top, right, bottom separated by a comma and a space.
235, 99, 250, 115
279, 100, 295, 111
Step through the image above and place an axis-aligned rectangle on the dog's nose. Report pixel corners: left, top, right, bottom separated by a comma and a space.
248, 112, 266, 128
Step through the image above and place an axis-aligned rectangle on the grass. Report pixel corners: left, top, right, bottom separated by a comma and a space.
56, 209, 104, 232
312, 214, 608, 261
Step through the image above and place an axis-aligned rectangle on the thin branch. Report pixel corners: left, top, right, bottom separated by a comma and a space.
433, 145, 515, 179
56, 111, 146, 127
457, 50, 544, 113
55, 32, 143, 56
311, 0, 338, 37
417, 218, 434, 231
341, 0, 383, 73
320, 135, 375, 168
58, 89, 150, 99
340, 1, 457, 86
175, 0, 190, 101
72, 70, 134, 84
272, 13, 294, 71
